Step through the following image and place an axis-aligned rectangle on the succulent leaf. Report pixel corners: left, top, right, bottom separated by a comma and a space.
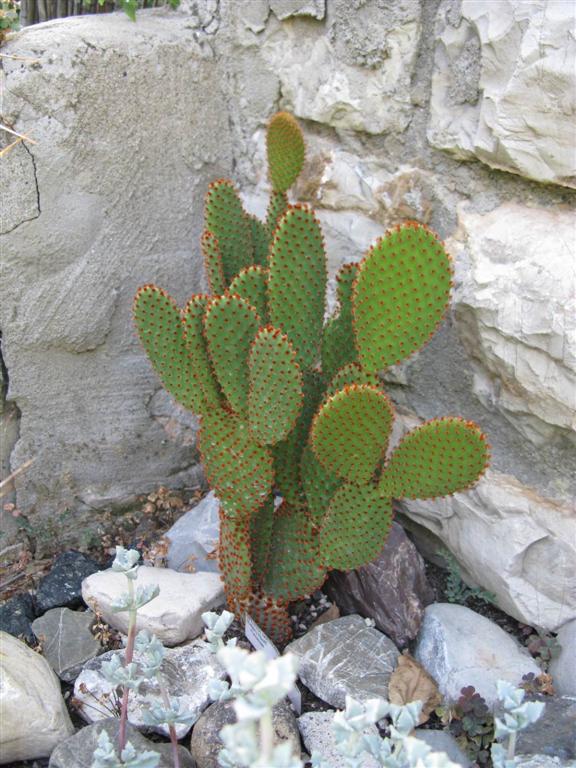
301, 444, 341, 525
322, 263, 359, 380
262, 503, 326, 602
353, 222, 452, 371
379, 417, 489, 499
205, 180, 253, 285
248, 326, 303, 446
266, 190, 289, 238
268, 204, 327, 369
325, 362, 379, 399
247, 214, 270, 267
267, 111, 305, 193
133, 285, 202, 413
250, 495, 275, 586
182, 295, 221, 409
320, 483, 393, 571
229, 266, 269, 323
220, 514, 253, 604
201, 230, 226, 295
198, 407, 274, 519
311, 384, 394, 484
204, 294, 260, 417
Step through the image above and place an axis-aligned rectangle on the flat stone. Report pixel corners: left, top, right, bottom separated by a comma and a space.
0, 592, 37, 644
74, 641, 225, 739
0, 630, 74, 763
32, 608, 101, 682
298, 710, 379, 768
286, 615, 399, 708
49, 718, 195, 768
414, 730, 471, 767
82, 566, 224, 646
36, 550, 101, 613
165, 490, 220, 573
191, 699, 300, 768
325, 521, 434, 648
515, 757, 576, 768
516, 696, 576, 760
414, 603, 540, 707
550, 620, 576, 697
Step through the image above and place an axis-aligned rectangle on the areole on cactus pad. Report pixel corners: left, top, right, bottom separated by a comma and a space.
133, 111, 490, 642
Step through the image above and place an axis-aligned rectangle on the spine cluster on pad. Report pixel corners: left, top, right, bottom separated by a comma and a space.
133, 112, 490, 642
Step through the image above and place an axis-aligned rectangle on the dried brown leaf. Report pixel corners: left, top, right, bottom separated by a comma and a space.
388, 652, 443, 725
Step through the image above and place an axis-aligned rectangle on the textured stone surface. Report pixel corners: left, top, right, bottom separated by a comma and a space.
286, 615, 399, 708
515, 757, 576, 768
453, 204, 576, 445
270, 0, 325, 20
0, 630, 74, 763
550, 620, 576, 697
325, 521, 434, 648
0, 592, 38, 643
413, 730, 471, 766
516, 696, 576, 760
398, 467, 576, 633
74, 641, 225, 739
32, 608, 101, 682
429, 0, 576, 187
0, 14, 230, 542
298, 710, 379, 768
191, 699, 300, 768
414, 603, 540, 707
165, 490, 220, 573
82, 566, 224, 646
36, 550, 101, 612
49, 718, 195, 768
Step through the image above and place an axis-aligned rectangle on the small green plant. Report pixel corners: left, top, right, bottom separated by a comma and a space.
0, 0, 19, 40
436, 685, 494, 765
519, 626, 560, 670
134, 112, 490, 641
491, 681, 544, 768
440, 549, 496, 606
95, 0, 179, 23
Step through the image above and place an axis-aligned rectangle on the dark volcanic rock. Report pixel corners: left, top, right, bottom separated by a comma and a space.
36, 550, 101, 613
325, 522, 434, 647
0, 592, 38, 643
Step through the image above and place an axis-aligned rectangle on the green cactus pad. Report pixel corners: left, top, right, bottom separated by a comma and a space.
301, 444, 341, 525
248, 326, 303, 446
250, 495, 275, 585
311, 385, 394, 484
268, 205, 327, 369
379, 417, 489, 500
326, 362, 379, 399
220, 514, 252, 604
201, 230, 225, 296
320, 483, 393, 571
247, 214, 270, 267
133, 285, 202, 413
182, 295, 221, 409
267, 190, 289, 237
267, 112, 305, 193
273, 370, 325, 507
262, 503, 326, 602
322, 263, 359, 380
353, 222, 452, 371
229, 266, 269, 324
204, 294, 260, 417
205, 180, 253, 285
198, 408, 274, 519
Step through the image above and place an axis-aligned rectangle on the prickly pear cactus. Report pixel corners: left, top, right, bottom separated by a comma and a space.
134, 111, 490, 642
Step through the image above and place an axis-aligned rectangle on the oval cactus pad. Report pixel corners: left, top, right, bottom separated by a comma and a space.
266, 112, 305, 193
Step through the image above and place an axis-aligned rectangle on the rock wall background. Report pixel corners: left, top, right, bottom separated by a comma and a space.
1, 0, 575, 632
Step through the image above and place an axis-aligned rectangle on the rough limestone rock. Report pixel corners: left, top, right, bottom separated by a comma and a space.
261, 0, 421, 134
550, 620, 576, 697
516, 696, 576, 760
414, 603, 540, 707
191, 699, 300, 768
0, 630, 74, 764
453, 204, 576, 445
428, 0, 576, 187
515, 758, 576, 768
31, 608, 101, 682
165, 490, 221, 573
298, 711, 379, 768
286, 615, 399, 708
398, 467, 576, 633
36, 550, 101, 612
325, 521, 434, 648
74, 641, 225, 739
49, 718, 195, 768
82, 566, 224, 646
0, 13, 231, 541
